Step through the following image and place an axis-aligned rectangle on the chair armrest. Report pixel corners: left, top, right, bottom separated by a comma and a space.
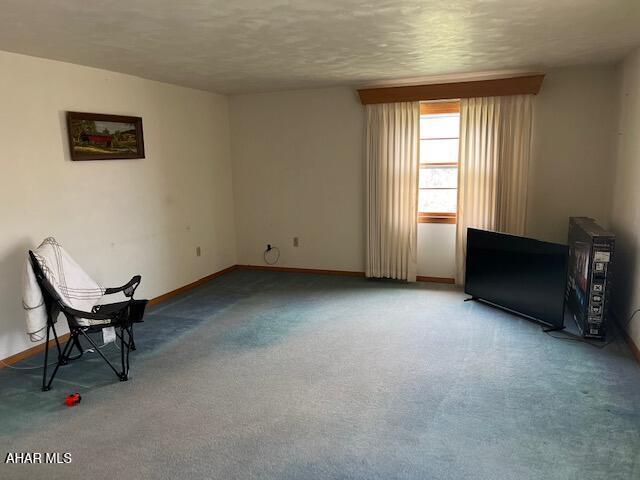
61, 304, 126, 321
105, 275, 141, 298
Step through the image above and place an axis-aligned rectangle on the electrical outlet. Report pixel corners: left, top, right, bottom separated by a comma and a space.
293, 237, 299, 247
196, 246, 201, 257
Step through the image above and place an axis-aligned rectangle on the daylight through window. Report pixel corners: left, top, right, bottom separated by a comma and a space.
418, 101, 460, 224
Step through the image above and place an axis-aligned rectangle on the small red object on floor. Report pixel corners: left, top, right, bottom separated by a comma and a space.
65, 393, 81, 407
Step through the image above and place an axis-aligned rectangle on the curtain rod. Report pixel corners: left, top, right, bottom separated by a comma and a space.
357, 74, 545, 105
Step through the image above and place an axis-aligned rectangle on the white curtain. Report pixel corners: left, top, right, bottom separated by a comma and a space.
366, 102, 420, 282
456, 95, 534, 284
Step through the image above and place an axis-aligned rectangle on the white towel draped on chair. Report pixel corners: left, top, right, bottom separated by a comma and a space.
23, 237, 107, 341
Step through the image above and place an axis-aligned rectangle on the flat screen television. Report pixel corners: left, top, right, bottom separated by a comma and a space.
465, 228, 569, 329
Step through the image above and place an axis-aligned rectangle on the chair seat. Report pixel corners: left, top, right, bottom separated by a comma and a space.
86, 299, 147, 327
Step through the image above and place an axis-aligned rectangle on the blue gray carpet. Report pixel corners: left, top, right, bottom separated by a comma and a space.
0, 270, 639, 479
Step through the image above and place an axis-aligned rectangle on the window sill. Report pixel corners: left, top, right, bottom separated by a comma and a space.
418, 214, 456, 224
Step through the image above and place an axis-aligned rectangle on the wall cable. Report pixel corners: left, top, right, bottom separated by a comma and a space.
263, 245, 280, 265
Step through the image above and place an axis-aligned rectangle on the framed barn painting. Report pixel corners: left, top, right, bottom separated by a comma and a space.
67, 112, 145, 161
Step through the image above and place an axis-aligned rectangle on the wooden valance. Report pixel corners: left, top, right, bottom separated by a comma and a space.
358, 74, 545, 105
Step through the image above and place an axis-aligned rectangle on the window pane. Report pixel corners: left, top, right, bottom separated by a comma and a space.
419, 167, 458, 189
420, 114, 460, 139
420, 138, 459, 164
418, 189, 457, 213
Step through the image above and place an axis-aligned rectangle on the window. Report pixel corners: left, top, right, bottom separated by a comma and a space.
418, 101, 460, 224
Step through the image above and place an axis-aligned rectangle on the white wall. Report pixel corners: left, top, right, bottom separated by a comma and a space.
610, 47, 640, 348
0, 51, 237, 359
417, 224, 456, 278
230, 87, 366, 271
526, 66, 618, 243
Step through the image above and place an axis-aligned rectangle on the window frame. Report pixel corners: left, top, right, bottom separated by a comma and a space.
418, 101, 460, 224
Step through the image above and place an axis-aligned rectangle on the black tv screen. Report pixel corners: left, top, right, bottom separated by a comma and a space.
465, 228, 568, 328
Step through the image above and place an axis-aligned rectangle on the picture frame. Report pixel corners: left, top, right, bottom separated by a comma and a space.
66, 111, 145, 161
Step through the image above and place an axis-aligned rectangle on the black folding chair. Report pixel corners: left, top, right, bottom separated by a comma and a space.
29, 251, 148, 391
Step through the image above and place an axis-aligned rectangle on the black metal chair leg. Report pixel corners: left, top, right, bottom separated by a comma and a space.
43, 332, 76, 391
125, 328, 131, 376
51, 322, 63, 358
79, 329, 126, 381
42, 325, 51, 392
120, 327, 128, 381
129, 324, 136, 351
65, 335, 84, 362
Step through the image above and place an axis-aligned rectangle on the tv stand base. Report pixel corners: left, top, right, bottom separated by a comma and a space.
542, 325, 566, 333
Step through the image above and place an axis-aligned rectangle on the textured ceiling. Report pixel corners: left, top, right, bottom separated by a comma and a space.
1, 0, 639, 94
